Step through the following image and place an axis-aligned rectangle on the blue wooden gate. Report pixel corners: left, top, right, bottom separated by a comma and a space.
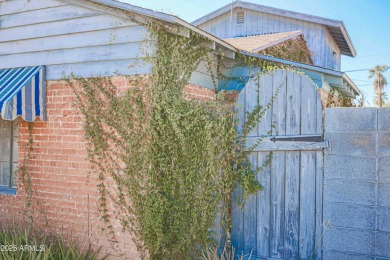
232, 70, 326, 259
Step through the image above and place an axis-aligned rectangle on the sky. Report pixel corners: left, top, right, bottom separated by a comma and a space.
120, 0, 390, 106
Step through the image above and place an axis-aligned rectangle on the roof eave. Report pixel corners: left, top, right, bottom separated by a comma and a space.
241, 51, 343, 76
343, 73, 360, 95
87, 0, 176, 22
192, 1, 239, 26
339, 23, 357, 57
241, 51, 360, 97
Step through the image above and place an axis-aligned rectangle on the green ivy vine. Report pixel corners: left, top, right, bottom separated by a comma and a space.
70, 20, 280, 259
18, 122, 48, 227
326, 87, 365, 108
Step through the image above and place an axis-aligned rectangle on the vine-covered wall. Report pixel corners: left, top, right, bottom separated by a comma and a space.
0, 76, 219, 259
0, 2, 359, 260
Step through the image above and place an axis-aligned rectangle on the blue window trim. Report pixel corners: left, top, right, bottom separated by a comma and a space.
0, 186, 17, 195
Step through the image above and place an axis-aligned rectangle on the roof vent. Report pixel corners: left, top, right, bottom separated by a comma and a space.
237, 11, 244, 24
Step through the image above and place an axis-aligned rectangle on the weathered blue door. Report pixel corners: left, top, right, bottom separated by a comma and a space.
232, 70, 325, 259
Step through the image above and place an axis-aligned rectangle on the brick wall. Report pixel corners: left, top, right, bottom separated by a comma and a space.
183, 83, 216, 100
0, 76, 216, 259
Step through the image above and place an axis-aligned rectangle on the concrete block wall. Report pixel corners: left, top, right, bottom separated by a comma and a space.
324, 108, 390, 259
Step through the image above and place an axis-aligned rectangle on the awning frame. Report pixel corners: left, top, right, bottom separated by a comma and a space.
0, 66, 47, 122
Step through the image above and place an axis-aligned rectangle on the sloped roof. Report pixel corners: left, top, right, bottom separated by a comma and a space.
224, 31, 303, 53
65, 0, 359, 97
66, 0, 238, 53
192, 0, 356, 57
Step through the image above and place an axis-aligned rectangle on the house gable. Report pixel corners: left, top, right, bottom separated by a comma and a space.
192, 1, 356, 71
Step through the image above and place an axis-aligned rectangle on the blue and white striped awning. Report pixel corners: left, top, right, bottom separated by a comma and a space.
0, 66, 46, 122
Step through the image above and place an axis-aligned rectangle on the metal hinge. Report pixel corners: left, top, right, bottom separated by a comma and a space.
270, 135, 323, 143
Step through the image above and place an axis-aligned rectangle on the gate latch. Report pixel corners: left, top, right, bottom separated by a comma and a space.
270, 135, 323, 143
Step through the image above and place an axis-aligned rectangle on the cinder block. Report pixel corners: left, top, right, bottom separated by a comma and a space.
378, 133, 390, 157
325, 154, 376, 181
326, 132, 376, 156
378, 108, 390, 131
379, 156, 390, 182
377, 207, 390, 232
324, 202, 375, 230
323, 227, 375, 255
376, 232, 390, 258
378, 183, 390, 207
325, 108, 377, 132
324, 179, 375, 206
323, 250, 375, 260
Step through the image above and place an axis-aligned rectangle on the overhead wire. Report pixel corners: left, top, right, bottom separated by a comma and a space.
356, 53, 390, 58
351, 79, 373, 83
344, 69, 371, 72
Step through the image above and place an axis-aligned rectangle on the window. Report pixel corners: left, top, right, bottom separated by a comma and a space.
0, 118, 18, 195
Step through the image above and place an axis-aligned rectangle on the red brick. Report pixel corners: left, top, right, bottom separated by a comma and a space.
0, 76, 217, 259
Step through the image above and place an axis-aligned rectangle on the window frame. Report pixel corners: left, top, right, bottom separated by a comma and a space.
237, 11, 245, 24
0, 120, 17, 195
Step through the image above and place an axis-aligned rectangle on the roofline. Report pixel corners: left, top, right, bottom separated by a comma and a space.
71, 0, 359, 96
192, 0, 356, 57
86, 0, 176, 22
252, 30, 302, 52
192, 1, 241, 26
78, 0, 239, 52
174, 18, 239, 52
339, 22, 357, 57
240, 51, 360, 96
193, 1, 344, 27
343, 73, 360, 95
241, 51, 343, 77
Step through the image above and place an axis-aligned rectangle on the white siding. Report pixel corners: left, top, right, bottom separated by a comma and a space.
198, 8, 341, 70
188, 53, 219, 89
325, 28, 341, 70
0, 0, 152, 80
0, 0, 217, 89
